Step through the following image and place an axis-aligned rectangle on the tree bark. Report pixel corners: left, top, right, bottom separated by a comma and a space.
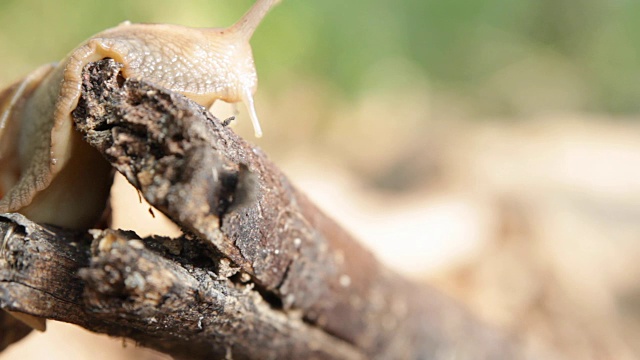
0, 59, 522, 359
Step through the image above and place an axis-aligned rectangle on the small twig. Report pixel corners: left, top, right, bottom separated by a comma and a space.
0, 213, 362, 359
0, 309, 32, 352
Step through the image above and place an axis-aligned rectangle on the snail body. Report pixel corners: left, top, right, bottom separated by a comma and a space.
0, 0, 278, 229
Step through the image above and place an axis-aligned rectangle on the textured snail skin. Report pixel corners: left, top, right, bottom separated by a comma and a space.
0, 0, 278, 229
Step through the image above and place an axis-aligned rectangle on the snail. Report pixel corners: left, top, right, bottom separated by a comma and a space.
0, 0, 279, 231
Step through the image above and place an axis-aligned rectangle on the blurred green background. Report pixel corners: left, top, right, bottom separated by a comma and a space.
2, 4, 640, 359
1, 0, 639, 117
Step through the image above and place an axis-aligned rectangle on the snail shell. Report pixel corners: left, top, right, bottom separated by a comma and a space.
0, 0, 278, 229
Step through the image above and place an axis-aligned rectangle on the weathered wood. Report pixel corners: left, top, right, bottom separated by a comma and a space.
0, 59, 523, 359
0, 213, 363, 359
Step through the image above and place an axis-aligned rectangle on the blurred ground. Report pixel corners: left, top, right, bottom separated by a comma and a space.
4, 115, 640, 360
1, 0, 640, 359
280, 115, 640, 360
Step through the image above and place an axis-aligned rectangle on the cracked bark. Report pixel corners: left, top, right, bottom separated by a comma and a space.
0, 59, 523, 359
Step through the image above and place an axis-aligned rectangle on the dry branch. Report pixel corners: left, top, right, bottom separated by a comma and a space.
0, 213, 362, 359
0, 59, 522, 359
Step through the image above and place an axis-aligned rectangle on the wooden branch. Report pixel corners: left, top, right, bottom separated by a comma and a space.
0, 59, 523, 359
0, 213, 362, 359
